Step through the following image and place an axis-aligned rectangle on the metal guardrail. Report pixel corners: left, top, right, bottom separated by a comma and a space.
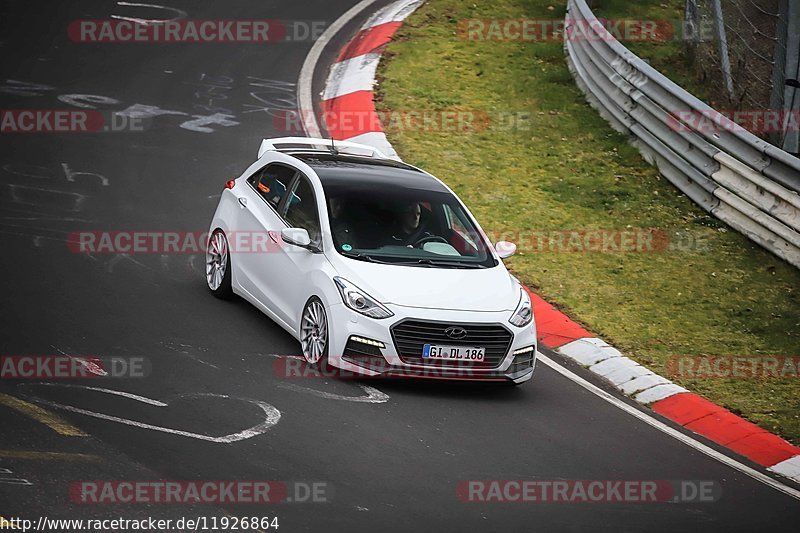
564, 0, 800, 268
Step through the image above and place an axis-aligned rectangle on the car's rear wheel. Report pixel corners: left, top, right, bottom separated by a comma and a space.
300, 297, 329, 368
207, 229, 233, 299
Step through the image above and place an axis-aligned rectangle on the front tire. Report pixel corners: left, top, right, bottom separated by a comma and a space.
206, 229, 233, 299
300, 297, 329, 369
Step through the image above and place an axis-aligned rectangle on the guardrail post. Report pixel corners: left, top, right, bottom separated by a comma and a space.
770, 0, 789, 148
781, 0, 800, 156
711, 0, 734, 98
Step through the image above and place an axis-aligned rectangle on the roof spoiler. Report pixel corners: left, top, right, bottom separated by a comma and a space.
257, 137, 389, 160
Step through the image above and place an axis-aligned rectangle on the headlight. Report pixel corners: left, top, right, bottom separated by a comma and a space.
333, 277, 394, 319
509, 288, 533, 327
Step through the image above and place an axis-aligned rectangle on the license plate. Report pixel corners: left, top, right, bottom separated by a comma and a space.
422, 344, 485, 361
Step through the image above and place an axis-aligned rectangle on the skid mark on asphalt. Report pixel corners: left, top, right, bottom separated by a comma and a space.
21, 384, 280, 444
1, 161, 112, 255
161, 341, 219, 369
0, 393, 87, 437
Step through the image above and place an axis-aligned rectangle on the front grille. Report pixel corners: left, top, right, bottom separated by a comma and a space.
390, 319, 513, 369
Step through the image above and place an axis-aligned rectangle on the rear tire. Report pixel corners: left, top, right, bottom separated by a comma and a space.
207, 229, 233, 299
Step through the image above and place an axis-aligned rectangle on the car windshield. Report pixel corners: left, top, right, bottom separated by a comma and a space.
321, 181, 497, 268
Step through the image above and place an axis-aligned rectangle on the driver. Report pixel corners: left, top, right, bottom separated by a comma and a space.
389, 202, 432, 247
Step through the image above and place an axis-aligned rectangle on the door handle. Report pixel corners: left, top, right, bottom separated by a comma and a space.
238, 197, 247, 208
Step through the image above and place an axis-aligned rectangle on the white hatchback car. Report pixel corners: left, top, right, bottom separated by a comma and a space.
207, 137, 536, 383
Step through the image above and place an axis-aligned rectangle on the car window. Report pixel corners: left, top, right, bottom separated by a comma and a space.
443, 204, 479, 251
284, 175, 321, 244
248, 164, 295, 210
320, 180, 496, 268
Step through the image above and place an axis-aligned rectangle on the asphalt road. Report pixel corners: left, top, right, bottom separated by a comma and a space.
1, 1, 799, 531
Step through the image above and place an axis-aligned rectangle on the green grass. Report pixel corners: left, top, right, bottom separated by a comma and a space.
377, 0, 800, 443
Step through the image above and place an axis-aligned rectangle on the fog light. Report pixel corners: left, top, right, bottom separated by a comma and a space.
512, 345, 535, 356
351, 336, 386, 349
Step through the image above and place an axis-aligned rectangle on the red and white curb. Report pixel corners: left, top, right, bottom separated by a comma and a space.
541, 309, 800, 482
320, 0, 423, 159
315, 0, 800, 484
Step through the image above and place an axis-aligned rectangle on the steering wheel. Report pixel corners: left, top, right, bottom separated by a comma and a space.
412, 235, 449, 248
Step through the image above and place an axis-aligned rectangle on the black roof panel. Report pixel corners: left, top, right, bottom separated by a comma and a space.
291, 153, 449, 193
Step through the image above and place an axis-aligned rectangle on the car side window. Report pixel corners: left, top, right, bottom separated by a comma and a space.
284, 175, 321, 244
248, 164, 295, 210
443, 204, 480, 253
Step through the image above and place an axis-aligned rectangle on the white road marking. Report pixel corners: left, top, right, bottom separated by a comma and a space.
0, 468, 32, 486
245, 354, 391, 402
275, 382, 389, 403
50, 346, 107, 377
111, 2, 187, 26
57, 93, 120, 110
252, 353, 304, 360
538, 353, 800, 501
7, 184, 88, 212
61, 163, 110, 186
23, 385, 281, 443
37, 382, 165, 406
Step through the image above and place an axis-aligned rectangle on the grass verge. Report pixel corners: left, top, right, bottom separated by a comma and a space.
376, 0, 800, 443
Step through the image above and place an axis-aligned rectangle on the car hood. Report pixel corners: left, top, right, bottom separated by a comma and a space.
330, 256, 520, 312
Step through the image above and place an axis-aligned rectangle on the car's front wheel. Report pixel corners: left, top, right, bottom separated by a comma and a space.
300, 297, 329, 368
206, 229, 233, 299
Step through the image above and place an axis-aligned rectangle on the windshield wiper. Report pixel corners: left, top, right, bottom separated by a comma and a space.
342, 252, 487, 268
413, 259, 486, 269
341, 251, 392, 264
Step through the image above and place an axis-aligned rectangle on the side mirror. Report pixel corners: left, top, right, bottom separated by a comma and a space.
281, 228, 312, 248
494, 241, 517, 259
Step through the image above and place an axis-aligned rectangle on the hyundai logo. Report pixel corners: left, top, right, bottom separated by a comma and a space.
444, 326, 467, 340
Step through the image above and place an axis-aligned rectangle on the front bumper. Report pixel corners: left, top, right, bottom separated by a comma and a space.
325, 302, 537, 384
